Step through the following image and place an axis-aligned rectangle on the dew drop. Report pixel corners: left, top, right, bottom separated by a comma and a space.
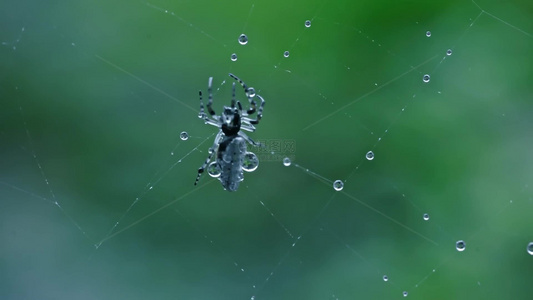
383, 275, 388, 282
238, 34, 248, 45
527, 242, 533, 255
305, 20, 311, 27
207, 161, 222, 178
283, 157, 291, 167
333, 180, 344, 191
180, 131, 189, 141
426, 30, 431, 37
446, 49, 453, 56
403, 291, 408, 297
366, 151, 374, 161
247, 87, 256, 97
243, 152, 259, 172
423, 74, 431, 83
283, 51, 290, 58
456, 240, 466, 252
423, 213, 429, 221
231, 53, 238, 61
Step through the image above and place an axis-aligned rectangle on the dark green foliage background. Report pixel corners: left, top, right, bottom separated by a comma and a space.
1, 0, 532, 299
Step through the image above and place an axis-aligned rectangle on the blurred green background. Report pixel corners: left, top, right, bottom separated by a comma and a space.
1, 0, 532, 299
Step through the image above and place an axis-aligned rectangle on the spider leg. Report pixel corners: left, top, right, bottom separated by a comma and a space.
194, 131, 224, 185
247, 94, 265, 125
206, 77, 216, 117
199, 90, 220, 128
240, 124, 256, 132
246, 99, 257, 115
231, 82, 236, 108
229, 73, 257, 115
229, 73, 250, 96
238, 131, 263, 147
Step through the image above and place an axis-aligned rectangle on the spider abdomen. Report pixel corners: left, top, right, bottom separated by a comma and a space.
217, 136, 246, 191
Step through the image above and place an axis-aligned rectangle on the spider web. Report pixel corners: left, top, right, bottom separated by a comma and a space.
1, 0, 533, 299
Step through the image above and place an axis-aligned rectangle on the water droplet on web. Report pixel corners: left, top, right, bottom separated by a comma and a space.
426, 30, 431, 37
456, 240, 466, 252
238, 34, 248, 45
242, 152, 259, 172
383, 275, 388, 282
333, 180, 344, 191
208, 161, 222, 178
305, 20, 311, 27
403, 291, 409, 297
283, 51, 290, 58
366, 151, 374, 160
423, 74, 431, 83
231, 53, 238, 61
446, 49, 453, 56
283, 157, 291, 166
527, 242, 533, 255
423, 213, 429, 221
247, 87, 256, 97
180, 131, 189, 141
149, 186, 153, 190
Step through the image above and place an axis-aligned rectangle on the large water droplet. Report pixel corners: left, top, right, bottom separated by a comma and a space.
527, 242, 533, 255
426, 31, 431, 37
333, 180, 344, 191
283, 157, 291, 167
238, 34, 248, 45
207, 161, 221, 178
456, 240, 466, 252
383, 275, 388, 282
305, 20, 311, 28
180, 131, 189, 141
243, 152, 259, 172
446, 49, 453, 56
366, 151, 374, 161
423, 74, 431, 83
423, 213, 429, 221
283, 51, 290, 58
231, 53, 238, 61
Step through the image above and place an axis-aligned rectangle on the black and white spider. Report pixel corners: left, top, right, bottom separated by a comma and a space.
194, 73, 265, 191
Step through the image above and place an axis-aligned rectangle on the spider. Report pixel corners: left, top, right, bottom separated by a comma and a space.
194, 73, 265, 191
